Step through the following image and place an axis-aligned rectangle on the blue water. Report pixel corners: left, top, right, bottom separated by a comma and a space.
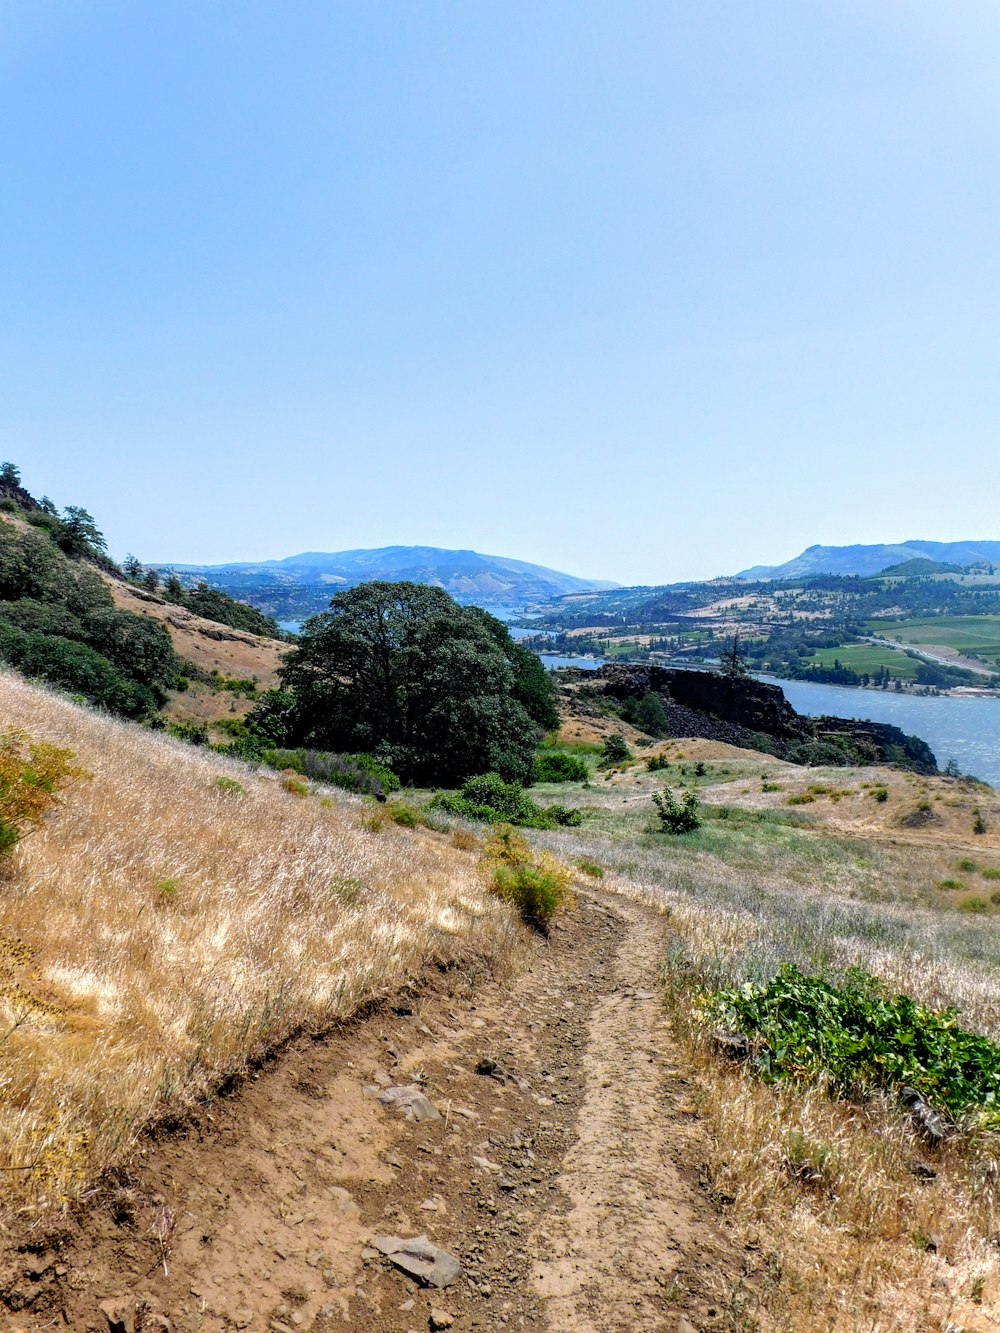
759, 676, 1000, 786
539, 653, 605, 671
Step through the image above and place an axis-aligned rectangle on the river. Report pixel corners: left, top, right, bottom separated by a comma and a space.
758, 676, 1000, 787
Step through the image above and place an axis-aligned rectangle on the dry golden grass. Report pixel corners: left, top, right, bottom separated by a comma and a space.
531, 749, 1000, 1329
0, 671, 523, 1224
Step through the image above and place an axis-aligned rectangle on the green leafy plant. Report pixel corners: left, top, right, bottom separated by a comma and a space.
652, 786, 701, 834
211, 776, 245, 796
534, 751, 589, 783
600, 733, 631, 766
429, 772, 582, 830
705, 964, 1000, 1125
482, 825, 573, 931
574, 857, 605, 879
0, 727, 88, 855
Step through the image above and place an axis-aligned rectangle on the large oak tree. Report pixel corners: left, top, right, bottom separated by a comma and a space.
275, 581, 556, 785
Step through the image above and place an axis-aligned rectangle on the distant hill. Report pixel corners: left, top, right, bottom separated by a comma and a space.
158, 546, 619, 619
736, 541, 1000, 581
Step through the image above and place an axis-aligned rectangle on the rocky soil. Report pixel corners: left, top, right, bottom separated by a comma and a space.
5, 891, 753, 1333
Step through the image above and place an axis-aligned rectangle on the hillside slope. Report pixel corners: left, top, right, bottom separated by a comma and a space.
107, 577, 286, 723
0, 673, 521, 1224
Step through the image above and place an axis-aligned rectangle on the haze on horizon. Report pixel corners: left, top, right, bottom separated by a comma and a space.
4, 2, 999, 586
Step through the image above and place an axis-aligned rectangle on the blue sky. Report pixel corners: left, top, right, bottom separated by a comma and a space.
3, 2, 999, 583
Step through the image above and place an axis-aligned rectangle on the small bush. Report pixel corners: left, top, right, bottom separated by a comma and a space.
761, 780, 782, 793
264, 748, 400, 800
982, 867, 1000, 881
429, 772, 581, 830
281, 775, 310, 797
534, 752, 589, 783
483, 825, 573, 931
990, 892, 1000, 906
212, 776, 245, 796
958, 858, 978, 872
870, 786, 889, 802
961, 897, 990, 914
786, 793, 815, 806
450, 829, 479, 851
600, 734, 631, 766
384, 800, 424, 828
973, 809, 988, 835
167, 720, 209, 746
646, 753, 671, 772
0, 727, 88, 855
156, 878, 179, 899
937, 879, 964, 891
575, 858, 605, 879
492, 864, 567, 931
652, 786, 701, 834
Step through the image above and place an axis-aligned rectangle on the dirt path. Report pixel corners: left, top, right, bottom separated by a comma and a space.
6, 891, 749, 1333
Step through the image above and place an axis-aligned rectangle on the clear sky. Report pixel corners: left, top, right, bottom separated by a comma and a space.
3, 2, 999, 584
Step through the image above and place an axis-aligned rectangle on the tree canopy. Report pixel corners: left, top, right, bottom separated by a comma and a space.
270, 581, 556, 784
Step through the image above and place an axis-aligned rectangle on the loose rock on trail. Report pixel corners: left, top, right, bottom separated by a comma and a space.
6, 890, 750, 1332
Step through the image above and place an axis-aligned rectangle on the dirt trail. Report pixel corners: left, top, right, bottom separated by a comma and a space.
7, 891, 748, 1333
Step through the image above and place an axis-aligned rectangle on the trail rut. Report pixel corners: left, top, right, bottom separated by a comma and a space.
7, 890, 749, 1332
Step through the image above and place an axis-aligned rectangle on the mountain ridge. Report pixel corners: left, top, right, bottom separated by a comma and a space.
736, 540, 1000, 581
155, 544, 618, 615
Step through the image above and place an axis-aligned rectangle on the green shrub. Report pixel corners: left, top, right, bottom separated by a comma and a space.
958, 859, 978, 872
575, 858, 605, 879
973, 809, 988, 835
646, 753, 671, 772
0, 727, 87, 856
534, 751, 589, 783
384, 800, 424, 827
167, 720, 209, 746
786, 793, 815, 806
482, 826, 573, 931
429, 772, 581, 830
652, 786, 701, 834
705, 964, 1000, 1124
870, 786, 889, 802
264, 748, 399, 800
960, 897, 990, 914
600, 734, 631, 766
492, 864, 566, 931
212, 776, 245, 796
982, 867, 1000, 881
937, 879, 964, 891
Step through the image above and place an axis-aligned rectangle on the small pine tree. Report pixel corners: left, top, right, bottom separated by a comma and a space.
122, 554, 142, 580
720, 633, 750, 679
973, 809, 988, 835
0, 462, 21, 487
601, 733, 631, 765
142, 568, 161, 592
636, 691, 667, 737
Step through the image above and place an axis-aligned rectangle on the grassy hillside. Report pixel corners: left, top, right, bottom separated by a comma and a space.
509, 731, 1000, 1325
0, 672, 521, 1221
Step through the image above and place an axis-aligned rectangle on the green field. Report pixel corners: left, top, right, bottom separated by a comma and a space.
867, 616, 1000, 666
805, 644, 918, 679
